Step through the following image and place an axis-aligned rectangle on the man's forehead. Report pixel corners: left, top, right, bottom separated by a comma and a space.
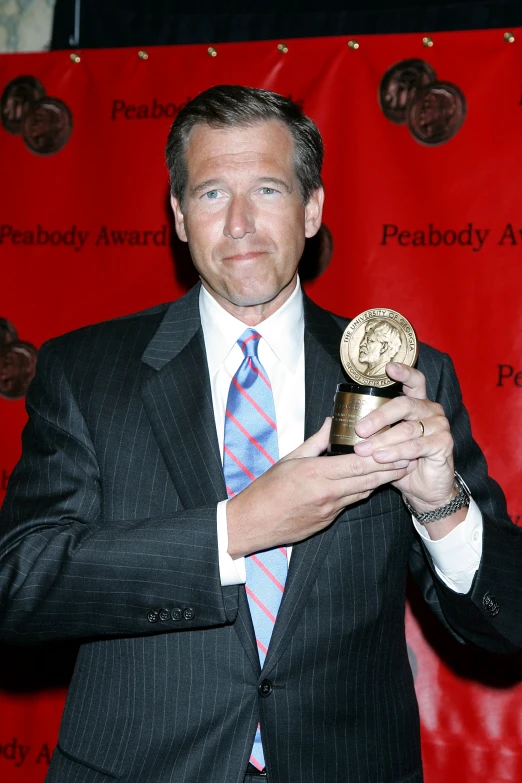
185, 120, 294, 174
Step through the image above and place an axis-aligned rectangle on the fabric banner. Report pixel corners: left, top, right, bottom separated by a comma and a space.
1, 28, 521, 782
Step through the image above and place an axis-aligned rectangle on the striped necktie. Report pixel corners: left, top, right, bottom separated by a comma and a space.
223, 328, 288, 772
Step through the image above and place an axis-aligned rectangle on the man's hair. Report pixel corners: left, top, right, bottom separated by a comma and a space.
165, 85, 323, 206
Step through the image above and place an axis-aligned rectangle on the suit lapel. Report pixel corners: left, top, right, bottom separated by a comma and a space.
262, 296, 348, 677
140, 285, 226, 509
140, 285, 260, 674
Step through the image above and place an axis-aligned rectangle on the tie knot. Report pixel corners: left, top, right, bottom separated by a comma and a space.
238, 329, 262, 358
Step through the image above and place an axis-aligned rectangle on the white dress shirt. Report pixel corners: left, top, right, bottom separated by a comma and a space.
198, 279, 482, 594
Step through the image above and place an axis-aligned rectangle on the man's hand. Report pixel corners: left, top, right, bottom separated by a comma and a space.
353, 362, 466, 539
226, 418, 409, 558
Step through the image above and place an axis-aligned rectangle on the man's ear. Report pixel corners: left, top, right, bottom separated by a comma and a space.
304, 186, 325, 239
170, 195, 188, 243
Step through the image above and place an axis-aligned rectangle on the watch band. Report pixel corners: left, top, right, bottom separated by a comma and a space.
403, 472, 471, 524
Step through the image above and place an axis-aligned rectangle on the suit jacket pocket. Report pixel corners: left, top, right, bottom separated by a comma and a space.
47, 745, 120, 782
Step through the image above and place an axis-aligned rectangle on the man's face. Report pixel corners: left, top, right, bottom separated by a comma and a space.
359, 328, 384, 365
171, 121, 323, 313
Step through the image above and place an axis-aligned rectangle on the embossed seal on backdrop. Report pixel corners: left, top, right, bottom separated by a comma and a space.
407, 81, 466, 146
340, 308, 418, 388
0, 75, 45, 135
379, 59, 436, 125
0, 341, 38, 400
21, 97, 73, 155
379, 58, 466, 146
0, 318, 18, 348
298, 223, 334, 282
0, 75, 72, 155
0, 318, 38, 400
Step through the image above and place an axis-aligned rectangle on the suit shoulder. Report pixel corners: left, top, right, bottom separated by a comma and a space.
37, 302, 174, 378
47, 302, 169, 347
36, 285, 202, 385
417, 340, 450, 369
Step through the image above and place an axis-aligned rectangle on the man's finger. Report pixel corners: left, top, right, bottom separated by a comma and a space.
372, 430, 454, 464
385, 362, 427, 399
355, 418, 431, 456
323, 453, 407, 480
335, 466, 410, 504
355, 395, 436, 439
281, 417, 331, 461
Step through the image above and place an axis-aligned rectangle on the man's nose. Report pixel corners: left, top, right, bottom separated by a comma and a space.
223, 195, 256, 239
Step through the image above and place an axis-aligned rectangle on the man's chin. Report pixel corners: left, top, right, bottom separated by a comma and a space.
221, 277, 296, 307
199, 267, 299, 313
226, 292, 280, 309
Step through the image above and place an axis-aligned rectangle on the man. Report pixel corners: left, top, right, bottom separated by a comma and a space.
358, 319, 402, 378
0, 86, 520, 783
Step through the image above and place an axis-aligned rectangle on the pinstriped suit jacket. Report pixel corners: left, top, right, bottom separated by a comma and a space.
0, 284, 520, 783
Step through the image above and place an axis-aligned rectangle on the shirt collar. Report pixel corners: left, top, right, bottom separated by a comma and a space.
199, 277, 304, 376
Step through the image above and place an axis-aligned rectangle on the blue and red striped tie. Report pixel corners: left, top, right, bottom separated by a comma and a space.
223, 328, 288, 772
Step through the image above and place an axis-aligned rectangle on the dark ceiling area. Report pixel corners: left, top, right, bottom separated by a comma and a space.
51, 0, 522, 50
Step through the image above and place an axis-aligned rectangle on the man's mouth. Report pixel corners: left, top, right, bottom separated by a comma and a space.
223, 251, 266, 261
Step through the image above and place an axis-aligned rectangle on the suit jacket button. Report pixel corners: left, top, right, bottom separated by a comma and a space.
147, 611, 159, 623
171, 608, 182, 621
483, 592, 500, 616
183, 608, 195, 621
258, 679, 272, 697
159, 609, 170, 621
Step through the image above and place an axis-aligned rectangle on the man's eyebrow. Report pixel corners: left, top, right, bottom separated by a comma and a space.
255, 177, 292, 193
191, 179, 222, 195
190, 177, 293, 195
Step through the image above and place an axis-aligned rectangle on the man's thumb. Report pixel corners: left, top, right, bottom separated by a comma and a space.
281, 417, 332, 461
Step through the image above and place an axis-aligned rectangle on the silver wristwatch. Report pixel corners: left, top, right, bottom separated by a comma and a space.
403, 472, 471, 524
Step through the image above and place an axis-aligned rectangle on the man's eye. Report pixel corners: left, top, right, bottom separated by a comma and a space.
205, 190, 219, 199
260, 187, 276, 195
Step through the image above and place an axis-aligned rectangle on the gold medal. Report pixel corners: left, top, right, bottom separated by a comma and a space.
328, 308, 418, 453
340, 308, 418, 388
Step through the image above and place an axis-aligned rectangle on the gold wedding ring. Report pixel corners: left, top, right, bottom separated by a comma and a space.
418, 420, 425, 438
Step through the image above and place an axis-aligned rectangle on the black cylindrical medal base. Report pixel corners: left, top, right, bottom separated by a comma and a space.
327, 382, 400, 455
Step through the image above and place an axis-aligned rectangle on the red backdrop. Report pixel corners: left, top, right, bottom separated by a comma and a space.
1, 28, 521, 782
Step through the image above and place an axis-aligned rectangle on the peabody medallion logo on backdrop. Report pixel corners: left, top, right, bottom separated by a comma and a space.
379, 59, 466, 145
0, 318, 37, 401
0, 75, 72, 156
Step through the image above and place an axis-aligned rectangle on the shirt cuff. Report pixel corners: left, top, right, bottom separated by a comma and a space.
217, 499, 246, 586
412, 498, 482, 594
